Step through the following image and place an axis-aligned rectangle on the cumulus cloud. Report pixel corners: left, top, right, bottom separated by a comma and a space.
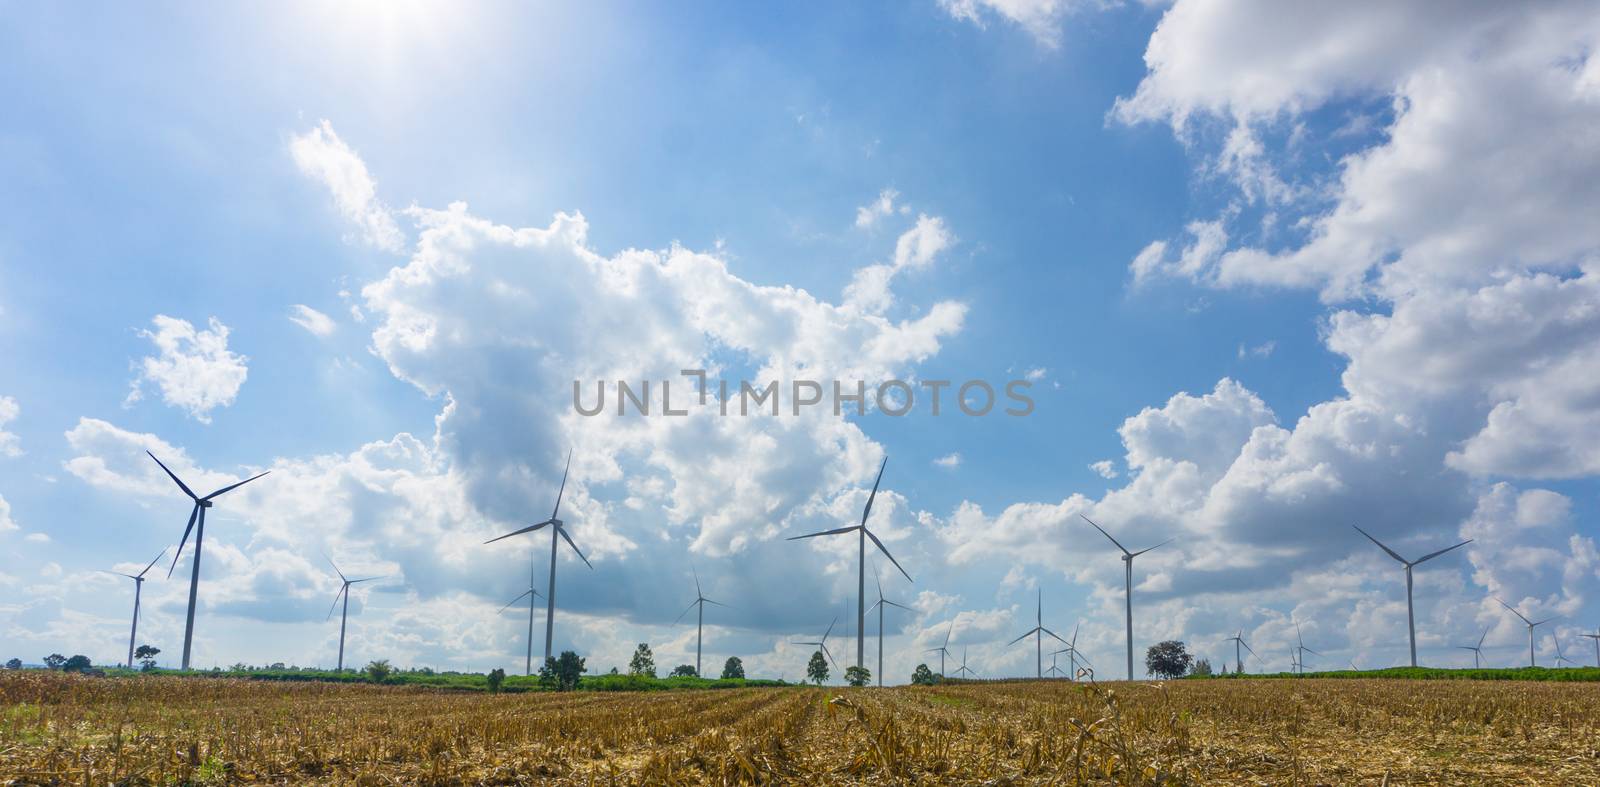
288, 304, 337, 337
934, 452, 962, 469
0, 494, 15, 533
290, 119, 405, 252
125, 315, 249, 423
854, 188, 905, 229
938, 0, 1072, 48
844, 214, 955, 313
0, 395, 20, 457
1089, 460, 1117, 479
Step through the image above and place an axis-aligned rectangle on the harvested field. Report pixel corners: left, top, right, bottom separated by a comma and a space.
3, 671, 1598, 784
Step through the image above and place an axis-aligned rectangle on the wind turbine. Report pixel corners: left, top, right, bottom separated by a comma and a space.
924, 620, 954, 677
1081, 514, 1170, 680
1455, 626, 1489, 669
1352, 526, 1472, 667
104, 549, 165, 668
953, 647, 976, 678
325, 557, 383, 672
484, 450, 593, 665
1293, 623, 1320, 675
1224, 629, 1258, 675
1007, 588, 1068, 678
1045, 650, 1066, 678
496, 585, 543, 675
1050, 623, 1092, 681
147, 451, 270, 670
1580, 628, 1600, 668
1495, 597, 1555, 667
787, 457, 912, 673
795, 617, 840, 681
866, 568, 912, 686
1553, 637, 1576, 669
674, 568, 726, 678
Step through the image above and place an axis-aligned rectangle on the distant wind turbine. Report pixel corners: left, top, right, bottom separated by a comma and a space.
1050, 623, 1092, 680
496, 585, 543, 676
325, 557, 383, 672
1045, 650, 1066, 678
866, 568, 912, 686
1455, 626, 1489, 669
1224, 629, 1258, 675
484, 450, 593, 666
104, 549, 165, 668
1007, 588, 1068, 678
674, 568, 726, 678
1082, 514, 1169, 680
1352, 526, 1472, 667
1553, 637, 1576, 668
1293, 623, 1320, 675
953, 647, 976, 678
787, 457, 912, 672
925, 620, 954, 677
1495, 597, 1555, 667
147, 451, 270, 670
1581, 628, 1600, 668
795, 617, 840, 680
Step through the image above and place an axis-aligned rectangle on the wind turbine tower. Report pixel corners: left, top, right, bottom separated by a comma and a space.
1495, 597, 1555, 667
866, 568, 912, 686
485, 450, 593, 664
105, 549, 165, 668
325, 557, 383, 672
1006, 588, 1067, 678
674, 568, 726, 677
1352, 526, 1471, 667
1082, 514, 1170, 680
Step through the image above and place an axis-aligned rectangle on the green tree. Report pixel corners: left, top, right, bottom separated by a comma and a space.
1145, 640, 1192, 679
1190, 658, 1213, 677
486, 668, 506, 694
628, 643, 657, 677
541, 651, 586, 691
63, 655, 92, 673
720, 656, 745, 680
911, 664, 938, 685
4, 658, 20, 670
364, 659, 393, 683
43, 654, 66, 670
806, 650, 830, 685
134, 645, 161, 672
845, 665, 871, 687
669, 664, 697, 678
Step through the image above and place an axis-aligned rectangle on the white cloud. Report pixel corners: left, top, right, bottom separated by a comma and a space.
0, 395, 20, 457
1236, 340, 1275, 360
1024, 367, 1047, 381
288, 304, 337, 337
290, 120, 405, 252
844, 214, 955, 313
854, 188, 903, 229
125, 315, 249, 424
1089, 460, 1117, 479
0, 494, 15, 533
23, 533, 48, 543
934, 452, 962, 469
939, 0, 1072, 48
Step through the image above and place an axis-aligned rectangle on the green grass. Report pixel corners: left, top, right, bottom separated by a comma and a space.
1198, 666, 1600, 682
98, 666, 791, 692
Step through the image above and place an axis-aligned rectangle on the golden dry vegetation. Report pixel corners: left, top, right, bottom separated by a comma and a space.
3, 671, 1599, 785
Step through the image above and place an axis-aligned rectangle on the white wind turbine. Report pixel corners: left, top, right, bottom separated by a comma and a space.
1553, 637, 1576, 669
325, 557, 384, 672
787, 457, 913, 674
674, 568, 726, 678
1225, 629, 1258, 675
1292, 623, 1320, 675
147, 451, 271, 670
1495, 597, 1555, 667
1581, 628, 1600, 668
1007, 588, 1068, 678
484, 450, 593, 668
103, 549, 165, 668
1081, 514, 1170, 680
924, 620, 954, 677
1352, 525, 1472, 667
497, 585, 544, 675
794, 617, 840, 682
953, 647, 976, 679
1455, 626, 1489, 669
1050, 622, 1092, 681
865, 568, 912, 687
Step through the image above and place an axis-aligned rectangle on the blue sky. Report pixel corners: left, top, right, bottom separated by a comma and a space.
3, 1, 1599, 681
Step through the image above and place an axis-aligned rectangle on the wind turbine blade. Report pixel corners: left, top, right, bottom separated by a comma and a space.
863, 528, 913, 582
137, 548, 167, 579
1478, 627, 1489, 649
692, 567, 702, 599
884, 600, 914, 611
861, 456, 887, 526
350, 576, 385, 584
483, 520, 552, 544
823, 617, 838, 641
327, 585, 347, 620
99, 570, 138, 580
866, 599, 883, 614
557, 526, 592, 569
1413, 539, 1473, 565
943, 620, 954, 648
1494, 597, 1534, 626
673, 599, 699, 624
1130, 538, 1172, 558
1351, 524, 1409, 564
1241, 641, 1259, 659
167, 504, 200, 579
785, 525, 860, 541
1303, 647, 1321, 656
146, 451, 198, 500
1041, 627, 1069, 646
1079, 514, 1130, 555
1006, 628, 1037, 647
1532, 617, 1556, 627
498, 588, 535, 614
326, 555, 347, 583
202, 470, 271, 501
552, 449, 572, 521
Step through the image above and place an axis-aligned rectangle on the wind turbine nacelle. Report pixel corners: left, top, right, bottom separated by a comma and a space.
551, 518, 563, 527
199, 499, 215, 508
